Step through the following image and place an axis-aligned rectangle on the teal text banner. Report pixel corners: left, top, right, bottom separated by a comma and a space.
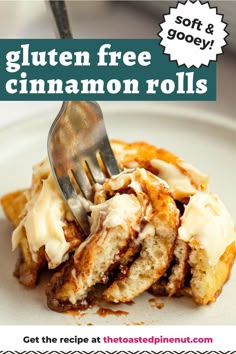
0, 39, 216, 100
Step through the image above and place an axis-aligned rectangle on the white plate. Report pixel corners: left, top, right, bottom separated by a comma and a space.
0, 102, 236, 325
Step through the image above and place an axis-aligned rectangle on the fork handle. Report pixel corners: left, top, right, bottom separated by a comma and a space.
47, 0, 73, 39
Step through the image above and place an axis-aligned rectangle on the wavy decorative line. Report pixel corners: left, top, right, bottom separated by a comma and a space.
1, 351, 236, 354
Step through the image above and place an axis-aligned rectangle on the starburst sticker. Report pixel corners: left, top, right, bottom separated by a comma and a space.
159, 0, 228, 68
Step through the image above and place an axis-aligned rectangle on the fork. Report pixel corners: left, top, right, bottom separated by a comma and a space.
47, 2, 120, 235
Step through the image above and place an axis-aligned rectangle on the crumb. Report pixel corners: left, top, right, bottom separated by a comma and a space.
148, 297, 165, 309
96, 307, 129, 317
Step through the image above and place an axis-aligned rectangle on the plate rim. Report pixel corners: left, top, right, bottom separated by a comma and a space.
0, 102, 236, 139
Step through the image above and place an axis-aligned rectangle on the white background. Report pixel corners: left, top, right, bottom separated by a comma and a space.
0, 325, 235, 350
0, 1, 236, 349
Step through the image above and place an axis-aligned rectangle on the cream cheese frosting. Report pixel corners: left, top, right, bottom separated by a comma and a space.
12, 160, 70, 269
90, 193, 142, 233
178, 192, 236, 266
150, 158, 208, 200
11, 155, 233, 271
